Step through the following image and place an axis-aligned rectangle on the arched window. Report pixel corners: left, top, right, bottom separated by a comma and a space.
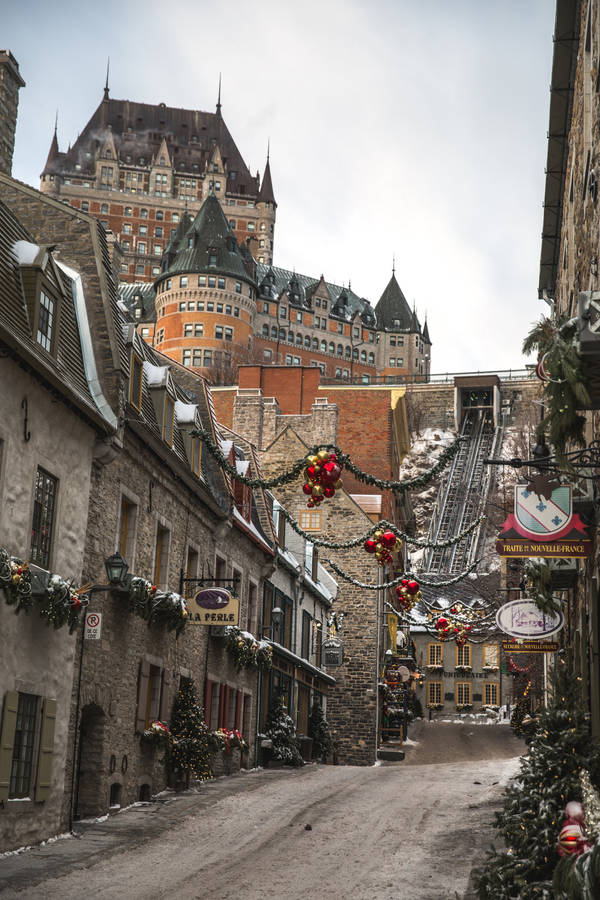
262, 324, 269, 336
329, 342, 335, 354
345, 345, 351, 359
320, 340, 327, 353
279, 327, 286, 340
337, 344, 343, 357
271, 326, 278, 338
288, 331, 294, 343
305, 335, 311, 348
352, 348, 359, 360
312, 338, 319, 350
296, 333, 303, 346
360, 350, 367, 362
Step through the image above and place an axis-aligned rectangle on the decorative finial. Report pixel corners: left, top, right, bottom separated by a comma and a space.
216, 73, 222, 114
267, 138, 270, 162
104, 58, 110, 101
54, 109, 58, 135
392, 254, 395, 275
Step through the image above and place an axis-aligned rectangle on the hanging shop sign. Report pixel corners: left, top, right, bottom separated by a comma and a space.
188, 588, 239, 626
502, 640, 559, 653
323, 638, 344, 667
496, 478, 590, 558
496, 599, 564, 640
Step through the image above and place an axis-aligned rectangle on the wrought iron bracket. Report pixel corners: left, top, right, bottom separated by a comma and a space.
484, 440, 600, 477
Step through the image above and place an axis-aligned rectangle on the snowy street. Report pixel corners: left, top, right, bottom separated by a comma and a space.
0, 723, 524, 900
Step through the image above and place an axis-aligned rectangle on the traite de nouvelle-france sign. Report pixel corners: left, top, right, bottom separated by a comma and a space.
496, 476, 590, 558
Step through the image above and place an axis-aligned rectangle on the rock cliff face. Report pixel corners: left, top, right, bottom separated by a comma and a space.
398, 428, 458, 538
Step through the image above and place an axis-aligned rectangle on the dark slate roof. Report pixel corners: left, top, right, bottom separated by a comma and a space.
255, 263, 377, 327
374, 273, 417, 332
0, 200, 116, 433
42, 93, 258, 196
123, 324, 230, 514
257, 158, 276, 206
119, 281, 156, 323
158, 193, 255, 283
423, 318, 431, 344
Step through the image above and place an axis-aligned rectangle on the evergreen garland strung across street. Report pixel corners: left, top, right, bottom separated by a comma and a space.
323, 557, 480, 590
190, 423, 465, 494
523, 315, 590, 464
280, 509, 485, 552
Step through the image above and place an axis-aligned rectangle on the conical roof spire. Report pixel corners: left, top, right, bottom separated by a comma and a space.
42, 117, 60, 176
257, 148, 276, 206
216, 73, 222, 116
422, 316, 431, 344
103, 58, 110, 101
374, 273, 413, 331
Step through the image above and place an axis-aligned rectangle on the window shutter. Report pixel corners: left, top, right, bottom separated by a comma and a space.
35, 698, 57, 802
0, 691, 18, 802
136, 660, 151, 733
219, 684, 226, 729
235, 691, 242, 731
159, 669, 171, 724
204, 679, 212, 726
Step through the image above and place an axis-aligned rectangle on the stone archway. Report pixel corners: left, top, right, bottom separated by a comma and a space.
75, 703, 106, 819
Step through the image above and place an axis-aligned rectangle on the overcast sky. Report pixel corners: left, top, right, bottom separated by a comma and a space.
6, 0, 556, 374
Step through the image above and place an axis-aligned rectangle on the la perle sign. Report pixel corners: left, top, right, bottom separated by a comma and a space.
188, 588, 240, 626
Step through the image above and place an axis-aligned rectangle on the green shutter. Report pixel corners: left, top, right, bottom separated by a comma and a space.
136, 660, 151, 733
35, 698, 57, 802
0, 692, 19, 802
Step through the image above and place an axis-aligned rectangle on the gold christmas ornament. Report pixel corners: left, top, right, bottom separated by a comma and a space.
334, 479, 343, 490
307, 455, 319, 466
374, 530, 383, 541
317, 450, 330, 463
312, 485, 324, 498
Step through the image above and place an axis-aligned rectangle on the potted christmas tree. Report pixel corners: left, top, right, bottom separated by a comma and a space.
264, 694, 304, 767
308, 702, 333, 763
168, 678, 213, 789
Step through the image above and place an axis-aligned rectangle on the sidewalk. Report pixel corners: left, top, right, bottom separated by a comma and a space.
0, 767, 299, 895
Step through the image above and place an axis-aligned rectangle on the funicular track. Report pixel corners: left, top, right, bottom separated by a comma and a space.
424, 408, 501, 574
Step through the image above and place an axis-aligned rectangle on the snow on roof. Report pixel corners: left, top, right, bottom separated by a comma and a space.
277, 545, 301, 573
220, 439, 233, 456
175, 400, 197, 425
236, 460, 250, 476
11, 240, 40, 265
143, 361, 170, 387
232, 507, 272, 552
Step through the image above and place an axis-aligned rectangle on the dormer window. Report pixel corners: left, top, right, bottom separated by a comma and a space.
208, 252, 217, 267
191, 438, 202, 476
160, 156, 165, 166
163, 395, 175, 446
36, 290, 55, 352
130, 354, 143, 409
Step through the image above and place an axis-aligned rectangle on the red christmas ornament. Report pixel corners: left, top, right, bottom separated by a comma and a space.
323, 485, 336, 498
307, 499, 315, 508
380, 531, 396, 550
321, 461, 342, 484
306, 465, 318, 481
558, 824, 584, 856
72, 595, 82, 609
364, 539, 377, 554
302, 483, 313, 495
406, 580, 419, 595
436, 617, 448, 628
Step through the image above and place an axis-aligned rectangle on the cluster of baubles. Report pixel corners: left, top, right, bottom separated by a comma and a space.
302, 451, 343, 508
395, 577, 421, 611
364, 529, 403, 567
434, 615, 473, 646
558, 801, 590, 857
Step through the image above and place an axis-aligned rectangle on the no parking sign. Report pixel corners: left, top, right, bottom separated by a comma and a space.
84, 612, 102, 640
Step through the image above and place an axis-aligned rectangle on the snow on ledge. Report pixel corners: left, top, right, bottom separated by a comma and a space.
175, 400, 197, 425
11, 240, 40, 265
143, 361, 170, 387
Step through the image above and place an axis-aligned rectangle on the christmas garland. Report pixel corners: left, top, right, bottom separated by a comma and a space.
523, 315, 590, 463
127, 576, 189, 634
280, 509, 485, 552
323, 557, 480, 590
524, 558, 562, 615
223, 625, 273, 670
191, 424, 465, 495
0, 547, 84, 633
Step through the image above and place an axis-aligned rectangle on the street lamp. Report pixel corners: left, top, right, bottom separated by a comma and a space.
104, 552, 129, 585
70, 552, 130, 831
270, 606, 283, 641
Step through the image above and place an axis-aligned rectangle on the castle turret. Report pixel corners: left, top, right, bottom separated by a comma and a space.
256, 151, 276, 265
153, 193, 257, 380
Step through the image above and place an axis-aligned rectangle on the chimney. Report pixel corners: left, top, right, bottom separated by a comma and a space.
0, 51, 25, 176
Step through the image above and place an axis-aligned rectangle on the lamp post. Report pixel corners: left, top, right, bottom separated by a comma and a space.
69, 552, 130, 831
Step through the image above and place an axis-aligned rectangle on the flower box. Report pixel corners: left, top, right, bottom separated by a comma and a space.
426, 703, 443, 710
482, 665, 499, 673
456, 704, 473, 712
455, 665, 472, 674
425, 664, 444, 673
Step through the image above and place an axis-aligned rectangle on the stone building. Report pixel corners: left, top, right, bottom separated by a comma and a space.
39, 82, 276, 281
0, 51, 25, 177
536, 0, 600, 738
0, 188, 117, 849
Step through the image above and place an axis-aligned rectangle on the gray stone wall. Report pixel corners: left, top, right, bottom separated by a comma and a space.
0, 358, 96, 850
